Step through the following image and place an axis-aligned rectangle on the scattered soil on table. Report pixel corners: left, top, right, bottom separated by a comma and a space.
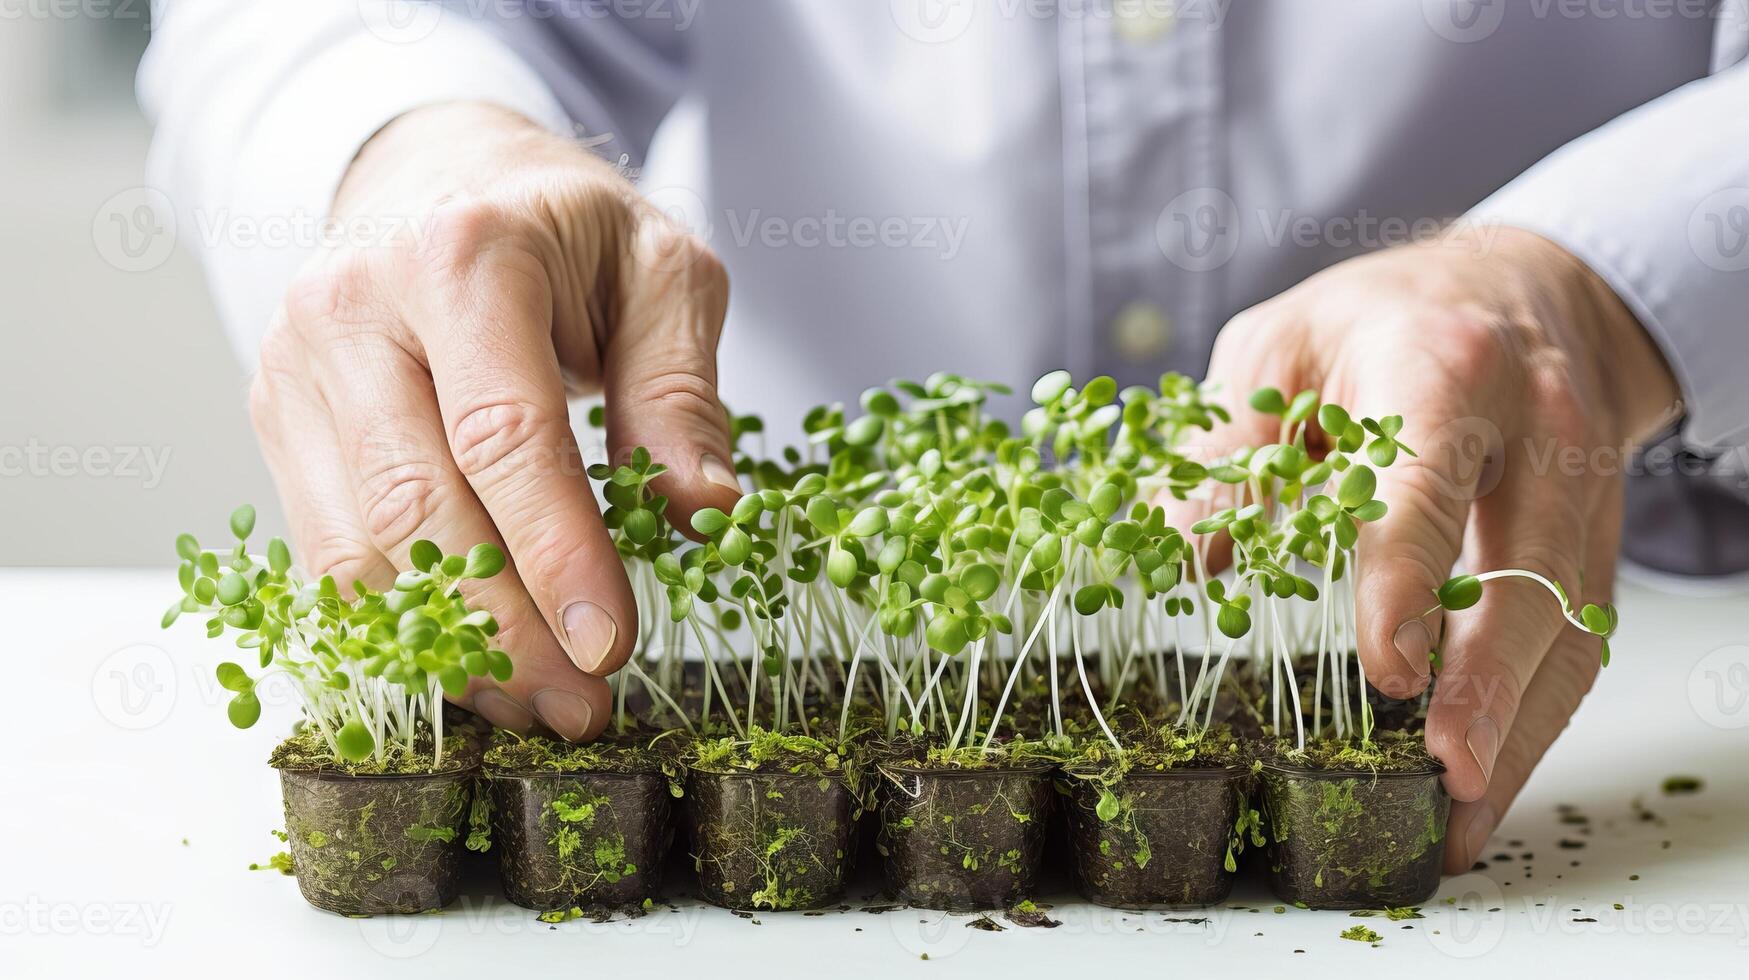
1004, 900, 1061, 928
1661, 775, 1704, 796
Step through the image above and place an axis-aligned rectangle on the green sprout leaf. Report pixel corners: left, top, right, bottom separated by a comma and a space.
1032, 370, 1072, 405
692, 508, 731, 536
464, 543, 506, 580
1095, 789, 1120, 822
1216, 603, 1252, 639
1337, 464, 1377, 509
1249, 387, 1287, 415
1436, 575, 1483, 611
409, 539, 441, 573
335, 721, 374, 762
216, 571, 249, 607
216, 662, 252, 693
227, 691, 261, 729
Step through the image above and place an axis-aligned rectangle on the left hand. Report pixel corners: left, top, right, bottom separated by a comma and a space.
1157, 226, 1680, 871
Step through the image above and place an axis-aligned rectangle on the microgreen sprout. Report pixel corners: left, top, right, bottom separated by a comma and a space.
1433, 571, 1619, 665
177, 372, 1617, 772
164, 506, 513, 769
584, 366, 1477, 761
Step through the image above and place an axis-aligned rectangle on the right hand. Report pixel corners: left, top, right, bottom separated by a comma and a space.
249, 102, 742, 741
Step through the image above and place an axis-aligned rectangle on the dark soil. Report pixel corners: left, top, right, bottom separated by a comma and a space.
483, 733, 677, 912
273, 731, 481, 916
875, 761, 1054, 910
1257, 735, 1448, 909
1061, 765, 1247, 907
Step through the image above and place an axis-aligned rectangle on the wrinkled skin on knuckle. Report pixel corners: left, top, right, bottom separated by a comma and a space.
411, 198, 525, 282
1429, 309, 1511, 382
282, 248, 405, 343
303, 534, 387, 595
355, 455, 447, 550
624, 211, 728, 304
616, 368, 727, 440
448, 401, 577, 492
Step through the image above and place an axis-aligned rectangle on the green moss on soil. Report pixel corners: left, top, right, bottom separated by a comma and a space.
1268, 729, 1437, 774
484, 729, 680, 774
1061, 723, 1244, 781
268, 726, 479, 775
688, 726, 857, 777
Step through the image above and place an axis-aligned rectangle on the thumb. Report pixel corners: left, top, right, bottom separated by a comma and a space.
599, 206, 743, 531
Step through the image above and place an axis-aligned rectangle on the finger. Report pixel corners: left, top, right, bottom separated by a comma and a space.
412, 243, 639, 681
599, 203, 742, 531
1426, 436, 1603, 802
250, 323, 397, 593
1441, 489, 1616, 871
310, 320, 612, 739
1347, 343, 1501, 701
1153, 309, 1304, 569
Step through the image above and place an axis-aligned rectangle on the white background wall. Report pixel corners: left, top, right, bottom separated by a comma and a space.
1, 11, 280, 565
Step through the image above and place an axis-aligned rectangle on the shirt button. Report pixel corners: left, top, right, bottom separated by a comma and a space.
1114, 1, 1175, 43
1111, 302, 1174, 359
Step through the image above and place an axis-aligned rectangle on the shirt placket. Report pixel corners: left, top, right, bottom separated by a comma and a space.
1068, 0, 1225, 388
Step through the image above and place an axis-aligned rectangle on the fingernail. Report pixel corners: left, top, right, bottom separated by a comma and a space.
470, 689, 534, 732
562, 600, 618, 673
531, 689, 594, 741
1393, 619, 1434, 679
700, 453, 741, 493
1467, 715, 1501, 785
1464, 806, 1495, 866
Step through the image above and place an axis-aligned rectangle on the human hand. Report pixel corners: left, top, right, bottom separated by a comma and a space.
248, 102, 741, 740
1160, 227, 1679, 871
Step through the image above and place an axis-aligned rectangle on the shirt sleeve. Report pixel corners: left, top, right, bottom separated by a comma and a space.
1468, 59, 1749, 461
138, 0, 576, 363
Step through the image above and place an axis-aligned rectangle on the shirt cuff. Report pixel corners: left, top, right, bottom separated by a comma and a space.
216, 18, 573, 362
1466, 69, 1749, 455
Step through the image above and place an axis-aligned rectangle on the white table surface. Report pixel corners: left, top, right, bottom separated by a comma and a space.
4, 568, 1747, 978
